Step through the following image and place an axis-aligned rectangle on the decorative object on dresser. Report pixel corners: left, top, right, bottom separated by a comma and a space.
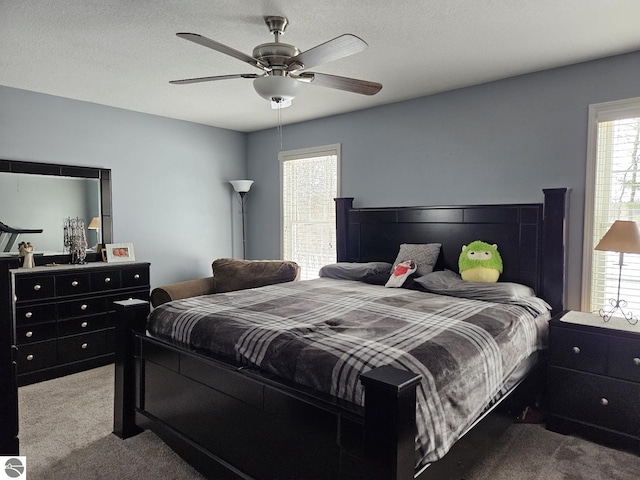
63, 216, 88, 264
229, 179, 254, 259
594, 220, 640, 324
547, 310, 640, 453
12, 262, 150, 387
105, 243, 136, 263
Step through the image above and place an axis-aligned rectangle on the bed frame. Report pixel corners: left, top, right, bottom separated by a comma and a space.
114, 188, 568, 480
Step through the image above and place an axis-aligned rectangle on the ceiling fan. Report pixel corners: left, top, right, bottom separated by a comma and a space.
170, 16, 383, 109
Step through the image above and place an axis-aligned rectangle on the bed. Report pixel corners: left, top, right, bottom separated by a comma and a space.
113, 188, 568, 480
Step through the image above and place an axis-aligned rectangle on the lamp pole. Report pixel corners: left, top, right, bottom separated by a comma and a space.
239, 191, 247, 260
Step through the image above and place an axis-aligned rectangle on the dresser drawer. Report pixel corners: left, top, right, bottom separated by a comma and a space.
58, 314, 109, 337
14, 275, 55, 302
58, 330, 109, 364
91, 270, 122, 291
549, 366, 640, 436
549, 327, 607, 374
608, 336, 640, 383
16, 340, 57, 374
15, 303, 56, 326
58, 297, 107, 319
16, 322, 57, 345
55, 272, 91, 297
121, 266, 149, 288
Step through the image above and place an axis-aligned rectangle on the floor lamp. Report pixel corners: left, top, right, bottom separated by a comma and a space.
229, 180, 254, 259
595, 220, 640, 325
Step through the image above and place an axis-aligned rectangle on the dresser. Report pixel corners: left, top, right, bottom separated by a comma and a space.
11, 261, 150, 386
547, 310, 640, 452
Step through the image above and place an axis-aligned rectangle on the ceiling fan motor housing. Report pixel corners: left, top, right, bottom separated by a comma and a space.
253, 75, 300, 104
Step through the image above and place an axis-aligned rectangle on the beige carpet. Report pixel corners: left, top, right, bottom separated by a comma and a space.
18, 365, 640, 479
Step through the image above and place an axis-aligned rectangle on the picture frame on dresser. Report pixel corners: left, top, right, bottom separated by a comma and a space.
105, 243, 136, 263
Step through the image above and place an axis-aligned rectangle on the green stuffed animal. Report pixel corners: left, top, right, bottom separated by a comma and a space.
458, 241, 503, 283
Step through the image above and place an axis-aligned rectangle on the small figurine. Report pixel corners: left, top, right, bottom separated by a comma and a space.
18, 241, 35, 269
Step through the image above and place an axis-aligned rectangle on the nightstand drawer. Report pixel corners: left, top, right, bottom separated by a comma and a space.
16, 340, 57, 373
549, 367, 640, 436
16, 322, 57, 345
549, 327, 607, 374
15, 304, 56, 326
608, 336, 640, 383
58, 330, 108, 364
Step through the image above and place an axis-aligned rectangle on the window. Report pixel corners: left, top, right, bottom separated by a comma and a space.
280, 145, 340, 280
582, 97, 640, 315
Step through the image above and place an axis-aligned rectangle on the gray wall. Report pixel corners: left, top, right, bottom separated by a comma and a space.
0, 86, 247, 288
247, 50, 640, 310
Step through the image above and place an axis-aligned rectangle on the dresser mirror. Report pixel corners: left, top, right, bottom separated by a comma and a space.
0, 160, 112, 257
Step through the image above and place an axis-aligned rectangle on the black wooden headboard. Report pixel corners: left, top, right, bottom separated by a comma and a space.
335, 188, 568, 314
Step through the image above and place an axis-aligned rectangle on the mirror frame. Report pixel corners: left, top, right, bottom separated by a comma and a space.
0, 159, 112, 262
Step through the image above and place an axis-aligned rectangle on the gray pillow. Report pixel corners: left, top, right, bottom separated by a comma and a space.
391, 243, 441, 277
414, 269, 536, 302
319, 262, 393, 281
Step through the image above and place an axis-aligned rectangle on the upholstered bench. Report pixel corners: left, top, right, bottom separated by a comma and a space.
150, 258, 300, 308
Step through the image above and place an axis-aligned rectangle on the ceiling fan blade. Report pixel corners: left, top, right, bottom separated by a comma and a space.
296, 72, 382, 96
286, 34, 368, 72
176, 33, 269, 71
170, 74, 259, 85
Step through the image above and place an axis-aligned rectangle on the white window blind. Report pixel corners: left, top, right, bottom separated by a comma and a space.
584, 98, 640, 316
280, 145, 340, 280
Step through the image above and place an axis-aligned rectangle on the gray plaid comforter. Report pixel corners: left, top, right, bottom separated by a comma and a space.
146, 278, 550, 468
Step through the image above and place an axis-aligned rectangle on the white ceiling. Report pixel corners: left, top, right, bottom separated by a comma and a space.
2, 1, 640, 133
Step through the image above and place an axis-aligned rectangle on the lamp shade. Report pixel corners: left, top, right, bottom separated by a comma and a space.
229, 180, 254, 193
595, 220, 640, 253
253, 75, 299, 107
87, 217, 100, 230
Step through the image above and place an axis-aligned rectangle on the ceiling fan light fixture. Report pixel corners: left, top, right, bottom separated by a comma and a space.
253, 75, 299, 108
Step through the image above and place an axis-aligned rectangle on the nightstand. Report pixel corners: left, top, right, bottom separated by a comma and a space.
546, 310, 640, 453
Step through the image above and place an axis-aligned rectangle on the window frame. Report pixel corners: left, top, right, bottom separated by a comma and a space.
279, 144, 341, 278
581, 96, 640, 311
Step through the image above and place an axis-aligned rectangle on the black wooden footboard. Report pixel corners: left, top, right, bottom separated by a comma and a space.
131, 333, 421, 480
114, 307, 543, 480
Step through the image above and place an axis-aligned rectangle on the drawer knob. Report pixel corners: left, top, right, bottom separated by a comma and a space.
26, 354, 34, 361
600, 398, 609, 406
134, 273, 140, 280
81, 343, 88, 349
572, 346, 581, 354
71, 280, 79, 287
33, 284, 41, 291
105, 277, 111, 283
25, 311, 33, 319
26, 331, 33, 338
80, 304, 88, 311
81, 321, 88, 328
634, 357, 640, 366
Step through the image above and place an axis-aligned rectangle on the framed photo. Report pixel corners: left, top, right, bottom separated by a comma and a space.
105, 243, 136, 263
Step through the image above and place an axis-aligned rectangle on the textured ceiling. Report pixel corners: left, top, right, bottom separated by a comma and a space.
2, 1, 640, 132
